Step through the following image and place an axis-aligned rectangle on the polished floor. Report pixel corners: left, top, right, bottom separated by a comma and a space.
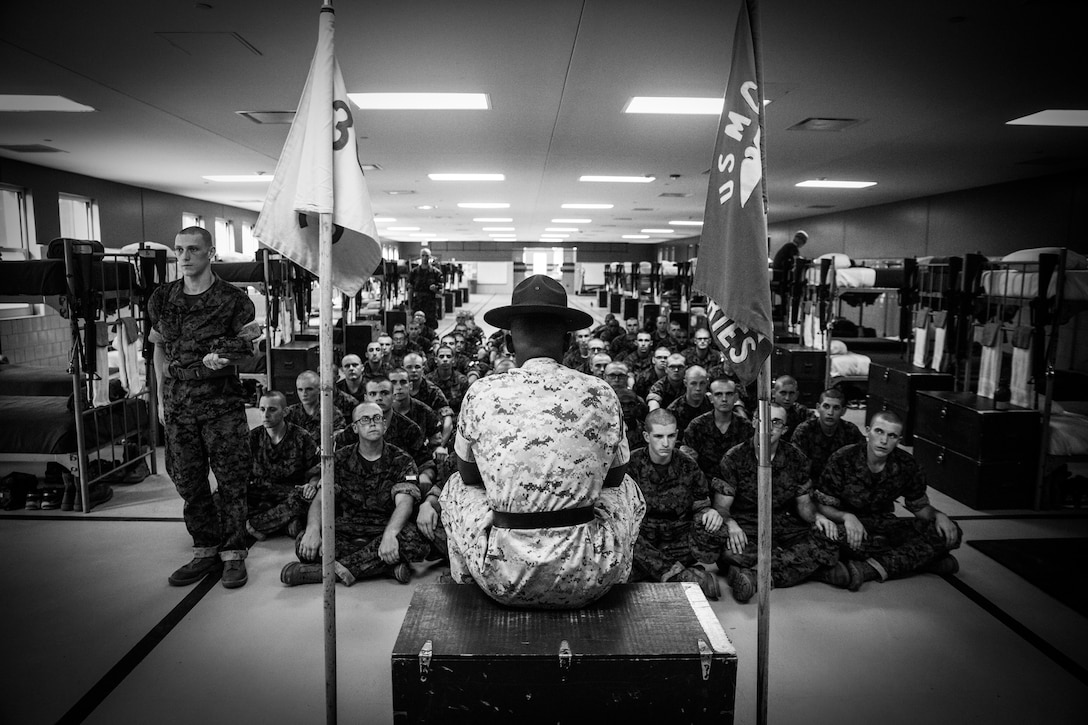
2, 288, 1087, 724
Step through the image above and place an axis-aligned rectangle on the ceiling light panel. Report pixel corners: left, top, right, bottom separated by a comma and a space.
796, 180, 877, 188
428, 173, 505, 181
0, 94, 96, 112
624, 97, 723, 115
579, 175, 656, 183
669, 220, 703, 226
348, 92, 490, 110
552, 218, 591, 224
1007, 110, 1088, 127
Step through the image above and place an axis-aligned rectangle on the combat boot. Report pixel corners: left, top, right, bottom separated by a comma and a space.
168, 556, 222, 586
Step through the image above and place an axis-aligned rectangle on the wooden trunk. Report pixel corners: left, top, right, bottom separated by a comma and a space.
391, 581, 737, 724
913, 436, 1036, 509
865, 362, 954, 441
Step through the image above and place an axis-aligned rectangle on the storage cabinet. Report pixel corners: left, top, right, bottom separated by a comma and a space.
913, 390, 1040, 509
772, 344, 826, 406
270, 341, 319, 405
864, 362, 953, 442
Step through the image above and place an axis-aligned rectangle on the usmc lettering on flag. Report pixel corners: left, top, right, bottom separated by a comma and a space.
715, 81, 762, 209
708, 300, 772, 369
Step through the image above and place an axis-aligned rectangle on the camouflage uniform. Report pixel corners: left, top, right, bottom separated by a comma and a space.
665, 396, 713, 444
616, 388, 649, 454
360, 361, 390, 385
295, 443, 430, 584
335, 378, 367, 408
396, 398, 442, 448
791, 418, 864, 481
441, 357, 646, 608
149, 276, 255, 561
284, 402, 346, 444
408, 262, 444, 328
427, 369, 471, 415
632, 369, 662, 399
337, 411, 433, 474
609, 332, 637, 360
782, 400, 814, 441
680, 346, 724, 371
697, 440, 838, 587
561, 347, 590, 370
647, 376, 687, 409
622, 349, 655, 378
681, 411, 754, 485
816, 444, 961, 579
246, 423, 319, 538
627, 448, 710, 581
411, 377, 453, 420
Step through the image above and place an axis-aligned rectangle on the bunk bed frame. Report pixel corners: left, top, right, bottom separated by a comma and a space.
0, 239, 159, 512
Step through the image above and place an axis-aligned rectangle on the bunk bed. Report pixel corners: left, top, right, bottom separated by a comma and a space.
0, 239, 158, 512
979, 248, 1088, 507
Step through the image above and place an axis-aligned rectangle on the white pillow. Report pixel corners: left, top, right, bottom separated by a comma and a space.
829, 339, 849, 355
1002, 247, 1087, 270
815, 252, 852, 269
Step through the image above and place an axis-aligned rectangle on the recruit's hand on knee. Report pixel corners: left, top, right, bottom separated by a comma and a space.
934, 512, 960, 548
700, 508, 724, 534
725, 519, 747, 555
379, 532, 401, 565
299, 528, 322, 560
843, 514, 867, 550
814, 513, 837, 540
417, 499, 440, 540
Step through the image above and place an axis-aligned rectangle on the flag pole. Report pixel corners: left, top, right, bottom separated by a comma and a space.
319, 211, 338, 725
318, 5, 337, 724
747, 0, 772, 723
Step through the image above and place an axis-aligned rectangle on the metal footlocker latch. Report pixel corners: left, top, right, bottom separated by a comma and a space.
558, 640, 572, 671
419, 639, 433, 682
698, 639, 712, 681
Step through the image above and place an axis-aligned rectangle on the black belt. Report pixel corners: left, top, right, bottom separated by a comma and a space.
491, 506, 595, 530
169, 364, 238, 381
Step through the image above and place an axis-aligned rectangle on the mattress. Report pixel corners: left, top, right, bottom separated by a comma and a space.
804, 266, 906, 289
0, 364, 73, 397
1048, 412, 1088, 456
0, 396, 149, 455
0, 259, 138, 296
981, 269, 1088, 300
830, 352, 871, 379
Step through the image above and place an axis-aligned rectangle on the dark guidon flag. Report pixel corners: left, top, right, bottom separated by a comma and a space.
694, 0, 772, 386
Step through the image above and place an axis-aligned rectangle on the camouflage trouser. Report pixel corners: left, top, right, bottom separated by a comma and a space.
247, 484, 309, 539
692, 516, 839, 588
163, 383, 250, 560
296, 521, 431, 585
631, 517, 697, 581
841, 516, 961, 580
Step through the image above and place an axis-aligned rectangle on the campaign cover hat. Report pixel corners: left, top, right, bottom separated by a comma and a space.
484, 274, 593, 331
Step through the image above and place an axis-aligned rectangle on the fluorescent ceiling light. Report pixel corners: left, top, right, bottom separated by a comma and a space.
203, 174, 274, 182
0, 94, 96, 112
624, 97, 722, 115
669, 220, 703, 226
622, 234, 650, 239
545, 227, 578, 232
796, 180, 877, 189
348, 92, 490, 110
1007, 109, 1088, 127
482, 227, 515, 231
579, 175, 655, 183
387, 226, 420, 231
562, 203, 613, 209
458, 202, 510, 209
416, 205, 436, 210
428, 173, 505, 181
553, 218, 591, 224
374, 217, 396, 223
473, 217, 512, 222
642, 229, 675, 234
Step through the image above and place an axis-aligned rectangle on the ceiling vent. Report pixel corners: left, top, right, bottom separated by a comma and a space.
806, 204, 835, 209
0, 144, 65, 153
236, 110, 296, 124
658, 192, 692, 198
788, 117, 863, 132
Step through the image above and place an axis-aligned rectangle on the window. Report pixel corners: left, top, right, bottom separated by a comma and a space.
58, 193, 99, 241
182, 212, 204, 229
214, 217, 235, 252
240, 222, 259, 257
0, 185, 39, 319
0, 185, 33, 260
